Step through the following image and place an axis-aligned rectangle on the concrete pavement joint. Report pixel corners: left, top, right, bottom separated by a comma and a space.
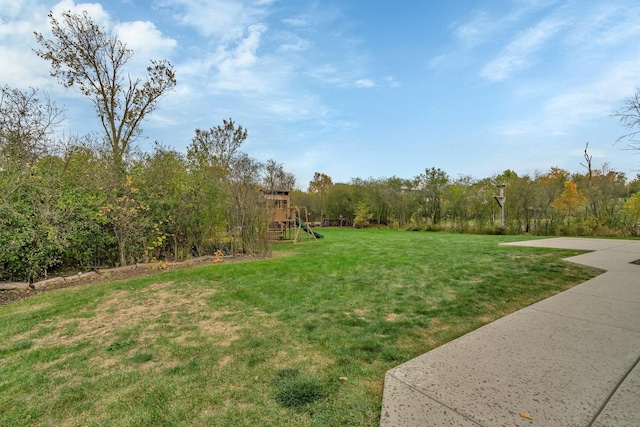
526, 306, 640, 334
385, 372, 485, 427
588, 353, 640, 427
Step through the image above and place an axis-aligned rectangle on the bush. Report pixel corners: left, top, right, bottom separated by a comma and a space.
482, 226, 506, 235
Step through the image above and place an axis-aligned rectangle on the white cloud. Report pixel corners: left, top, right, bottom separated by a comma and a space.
544, 58, 640, 129
213, 23, 268, 91
490, 121, 538, 137
0, 0, 24, 19
51, 0, 110, 29
114, 20, 177, 58
0, 1, 54, 88
282, 16, 309, 28
490, 54, 640, 141
162, 0, 268, 41
277, 34, 310, 53
385, 76, 401, 88
453, 11, 492, 46
354, 79, 374, 88
481, 17, 565, 81
307, 64, 341, 85
566, 3, 640, 49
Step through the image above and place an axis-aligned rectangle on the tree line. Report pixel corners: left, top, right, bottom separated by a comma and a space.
294, 165, 640, 236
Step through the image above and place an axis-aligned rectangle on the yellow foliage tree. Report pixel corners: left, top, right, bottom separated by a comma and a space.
552, 181, 587, 221
624, 192, 640, 234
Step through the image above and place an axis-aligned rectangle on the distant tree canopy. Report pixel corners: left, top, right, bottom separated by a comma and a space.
291, 166, 638, 237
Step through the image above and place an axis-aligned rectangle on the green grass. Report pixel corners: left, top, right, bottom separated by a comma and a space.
0, 229, 600, 426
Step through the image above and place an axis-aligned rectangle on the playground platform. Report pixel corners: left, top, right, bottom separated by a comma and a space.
380, 237, 640, 426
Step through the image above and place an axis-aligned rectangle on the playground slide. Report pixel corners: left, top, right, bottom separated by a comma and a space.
296, 218, 324, 238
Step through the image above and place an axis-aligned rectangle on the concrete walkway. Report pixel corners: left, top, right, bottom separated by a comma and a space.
380, 238, 640, 426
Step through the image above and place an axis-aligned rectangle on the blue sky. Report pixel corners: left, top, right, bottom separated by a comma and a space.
2, 0, 640, 187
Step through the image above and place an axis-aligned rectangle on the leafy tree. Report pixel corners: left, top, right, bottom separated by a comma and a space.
99, 177, 150, 266
306, 172, 333, 222
446, 175, 474, 232
133, 144, 190, 261
187, 119, 270, 255
416, 167, 449, 224
628, 174, 640, 196
34, 10, 176, 174
552, 181, 587, 222
58, 142, 116, 268
308, 172, 333, 193
189, 118, 247, 172
0, 86, 67, 281
623, 192, 640, 235
229, 153, 270, 254
383, 176, 416, 229
467, 178, 495, 231
353, 201, 373, 228
325, 183, 354, 224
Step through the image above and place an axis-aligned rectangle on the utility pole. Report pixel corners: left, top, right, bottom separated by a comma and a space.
493, 184, 506, 227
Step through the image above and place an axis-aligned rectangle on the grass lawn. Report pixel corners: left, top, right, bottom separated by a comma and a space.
0, 229, 600, 426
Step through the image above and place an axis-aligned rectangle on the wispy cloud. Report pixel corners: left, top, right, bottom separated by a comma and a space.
354, 79, 374, 88
160, 0, 269, 41
544, 58, 640, 129
282, 16, 309, 28
481, 17, 565, 81
490, 54, 640, 141
452, 11, 493, 47
566, 3, 640, 48
276, 33, 310, 52
212, 23, 270, 92
384, 76, 401, 88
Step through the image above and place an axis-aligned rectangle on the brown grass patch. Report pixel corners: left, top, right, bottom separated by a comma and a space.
385, 313, 398, 322
16, 281, 242, 351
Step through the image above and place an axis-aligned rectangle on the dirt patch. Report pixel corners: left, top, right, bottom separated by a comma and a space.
0, 254, 266, 307
352, 308, 368, 319
385, 313, 398, 322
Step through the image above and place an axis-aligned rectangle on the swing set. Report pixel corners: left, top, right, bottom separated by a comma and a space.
263, 190, 323, 243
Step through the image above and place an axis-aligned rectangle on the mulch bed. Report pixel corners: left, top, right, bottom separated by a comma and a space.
0, 255, 264, 307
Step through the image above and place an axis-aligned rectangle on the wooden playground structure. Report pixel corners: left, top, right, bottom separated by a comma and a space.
263, 190, 323, 243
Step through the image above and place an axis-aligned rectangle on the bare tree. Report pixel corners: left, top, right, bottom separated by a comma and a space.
612, 88, 640, 154
34, 10, 176, 174
0, 85, 65, 199
0, 85, 64, 164
263, 159, 296, 192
